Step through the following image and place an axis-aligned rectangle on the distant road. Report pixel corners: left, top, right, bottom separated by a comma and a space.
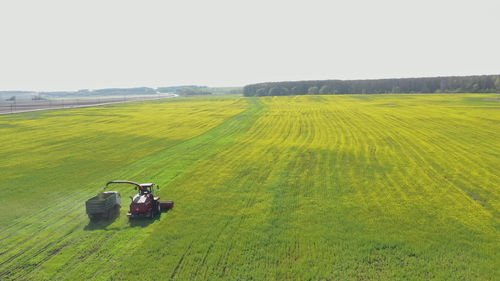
0, 94, 178, 115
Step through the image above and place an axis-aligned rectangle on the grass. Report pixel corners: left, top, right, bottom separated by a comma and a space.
0, 94, 498, 280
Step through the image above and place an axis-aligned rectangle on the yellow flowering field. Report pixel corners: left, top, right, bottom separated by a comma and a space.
0, 94, 498, 280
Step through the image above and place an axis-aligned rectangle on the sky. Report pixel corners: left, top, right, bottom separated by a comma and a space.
0, 0, 499, 91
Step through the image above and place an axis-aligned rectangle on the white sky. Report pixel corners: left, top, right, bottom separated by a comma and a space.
0, 0, 499, 91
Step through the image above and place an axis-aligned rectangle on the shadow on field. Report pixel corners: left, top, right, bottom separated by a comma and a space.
128, 216, 159, 227
83, 207, 120, 231
128, 209, 172, 228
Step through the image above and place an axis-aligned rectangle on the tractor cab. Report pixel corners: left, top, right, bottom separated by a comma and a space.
138, 183, 156, 195
137, 183, 160, 202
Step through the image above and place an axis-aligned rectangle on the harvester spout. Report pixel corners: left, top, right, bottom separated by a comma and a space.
105, 180, 142, 189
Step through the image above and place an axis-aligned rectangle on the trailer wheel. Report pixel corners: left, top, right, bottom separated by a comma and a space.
112, 204, 120, 218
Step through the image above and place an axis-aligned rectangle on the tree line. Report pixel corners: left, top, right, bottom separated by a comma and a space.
157, 85, 207, 93
243, 75, 500, 96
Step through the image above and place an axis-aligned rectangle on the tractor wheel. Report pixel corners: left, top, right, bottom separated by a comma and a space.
157, 203, 161, 216
147, 210, 153, 219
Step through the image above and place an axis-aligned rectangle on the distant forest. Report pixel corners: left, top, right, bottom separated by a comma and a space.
157, 85, 207, 93
243, 75, 500, 96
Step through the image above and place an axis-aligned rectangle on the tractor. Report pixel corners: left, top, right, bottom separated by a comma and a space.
106, 180, 174, 219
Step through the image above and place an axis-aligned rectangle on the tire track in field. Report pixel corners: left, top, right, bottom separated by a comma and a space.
354, 110, 430, 220
2, 94, 498, 280
215, 97, 323, 277
0, 98, 261, 280
351, 101, 498, 230
0, 189, 89, 247
0, 199, 88, 270
123, 97, 300, 279
0, 217, 83, 280
184, 102, 281, 279
400, 112, 500, 209
169, 241, 196, 280
347, 105, 416, 214
327, 100, 385, 213
346, 105, 462, 218
94, 98, 269, 280
64, 98, 267, 280
173, 95, 496, 280
373, 107, 498, 217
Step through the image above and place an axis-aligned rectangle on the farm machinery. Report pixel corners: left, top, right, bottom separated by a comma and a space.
104, 180, 174, 219
85, 191, 121, 220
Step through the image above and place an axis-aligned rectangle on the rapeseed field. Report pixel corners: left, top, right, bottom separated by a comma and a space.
0, 94, 498, 280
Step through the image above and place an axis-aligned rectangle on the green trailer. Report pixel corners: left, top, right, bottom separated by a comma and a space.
85, 191, 121, 220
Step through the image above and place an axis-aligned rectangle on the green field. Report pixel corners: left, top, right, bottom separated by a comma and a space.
0, 94, 499, 280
